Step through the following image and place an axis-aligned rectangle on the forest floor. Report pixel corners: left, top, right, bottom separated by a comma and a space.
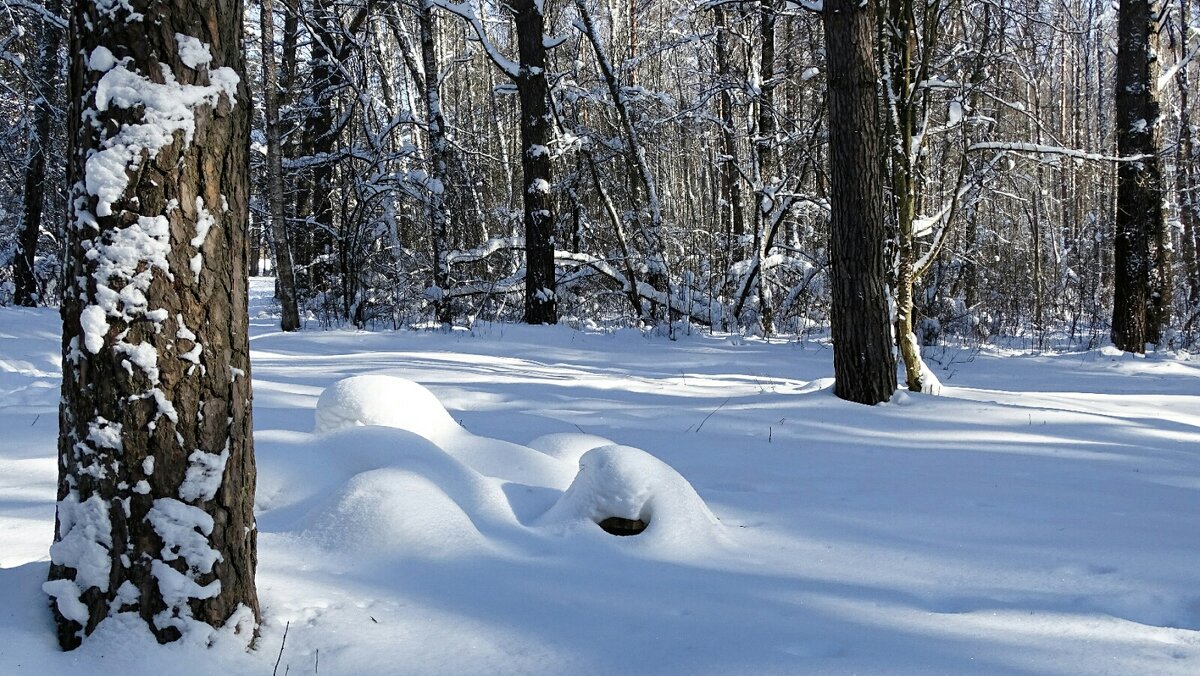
1, 278, 1198, 674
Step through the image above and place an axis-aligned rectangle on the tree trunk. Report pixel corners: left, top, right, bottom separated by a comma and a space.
823, 0, 898, 404
1111, 0, 1166, 352
419, 0, 453, 325
714, 7, 746, 279
48, 0, 258, 648
14, 4, 62, 307
515, 0, 557, 324
301, 0, 340, 301
1179, 0, 1200, 323
754, 0, 777, 334
262, 0, 301, 331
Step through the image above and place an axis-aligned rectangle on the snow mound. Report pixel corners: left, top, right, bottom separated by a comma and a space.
526, 432, 615, 465
302, 467, 489, 558
314, 375, 462, 442
538, 445, 724, 550
260, 426, 517, 537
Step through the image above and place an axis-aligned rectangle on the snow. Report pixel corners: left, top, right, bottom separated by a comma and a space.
87, 47, 117, 73
174, 33, 211, 70
80, 304, 108, 353
948, 99, 964, 125
537, 445, 725, 552
178, 445, 229, 502
84, 46, 238, 218
2, 278, 1199, 673
314, 374, 462, 442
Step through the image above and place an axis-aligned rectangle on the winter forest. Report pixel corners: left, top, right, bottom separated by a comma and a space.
0, 0, 1198, 673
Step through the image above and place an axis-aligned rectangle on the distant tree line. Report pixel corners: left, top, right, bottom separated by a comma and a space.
1, 0, 1198, 348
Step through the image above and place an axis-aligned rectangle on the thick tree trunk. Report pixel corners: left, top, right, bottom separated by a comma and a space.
48, 0, 258, 648
262, 0, 301, 331
823, 0, 898, 404
515, 0, 557, 324
1111, 0, 1166, 352
14, 5, 62, 307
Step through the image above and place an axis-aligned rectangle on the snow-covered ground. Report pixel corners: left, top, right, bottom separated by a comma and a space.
1, 278, 1198, 674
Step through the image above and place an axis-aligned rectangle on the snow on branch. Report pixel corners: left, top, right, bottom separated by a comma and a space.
968, 141, 1149, 163
1158, 41, 1200, 92
445, 236, 525, 265
432, 0, 520, 79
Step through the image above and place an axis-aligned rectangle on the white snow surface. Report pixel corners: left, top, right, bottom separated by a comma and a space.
1, 278, 1199, 674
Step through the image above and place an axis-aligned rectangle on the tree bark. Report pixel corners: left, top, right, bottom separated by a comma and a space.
754, 0, 777, 334
1111, 0, 1166, 351
515, 0, 557, 324
48, 0, 258, 648
262, 0, 301, 331
823, 0, 898, 404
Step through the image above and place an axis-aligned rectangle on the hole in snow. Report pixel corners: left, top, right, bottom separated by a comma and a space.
597, 516, 647, 536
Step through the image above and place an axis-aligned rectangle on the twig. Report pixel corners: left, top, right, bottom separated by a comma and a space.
695, 398, 730, 433
273, 621, 290, 676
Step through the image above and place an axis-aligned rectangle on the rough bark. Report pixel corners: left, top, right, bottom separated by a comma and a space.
823, 0, 898, 405
262, 0, 301, 331
48, 0, 258, 649
1111, 0, 1165, 352
515, 0, 557, 324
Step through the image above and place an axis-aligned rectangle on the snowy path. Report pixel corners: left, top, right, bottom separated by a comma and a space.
0, 279, 1197, 674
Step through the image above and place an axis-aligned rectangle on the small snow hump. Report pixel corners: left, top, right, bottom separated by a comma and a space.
538, 445, 723, 550
313, 374, 463, 443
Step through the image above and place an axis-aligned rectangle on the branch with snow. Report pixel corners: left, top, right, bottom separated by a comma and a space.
968, 141, 1149, 163
432, 0, 520, 79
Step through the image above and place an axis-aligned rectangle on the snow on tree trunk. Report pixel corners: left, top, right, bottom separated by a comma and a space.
822, 0, 898, 405
1111, 0, 1166, 352
514, 0, 557, 325
47, 0, 258, 649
